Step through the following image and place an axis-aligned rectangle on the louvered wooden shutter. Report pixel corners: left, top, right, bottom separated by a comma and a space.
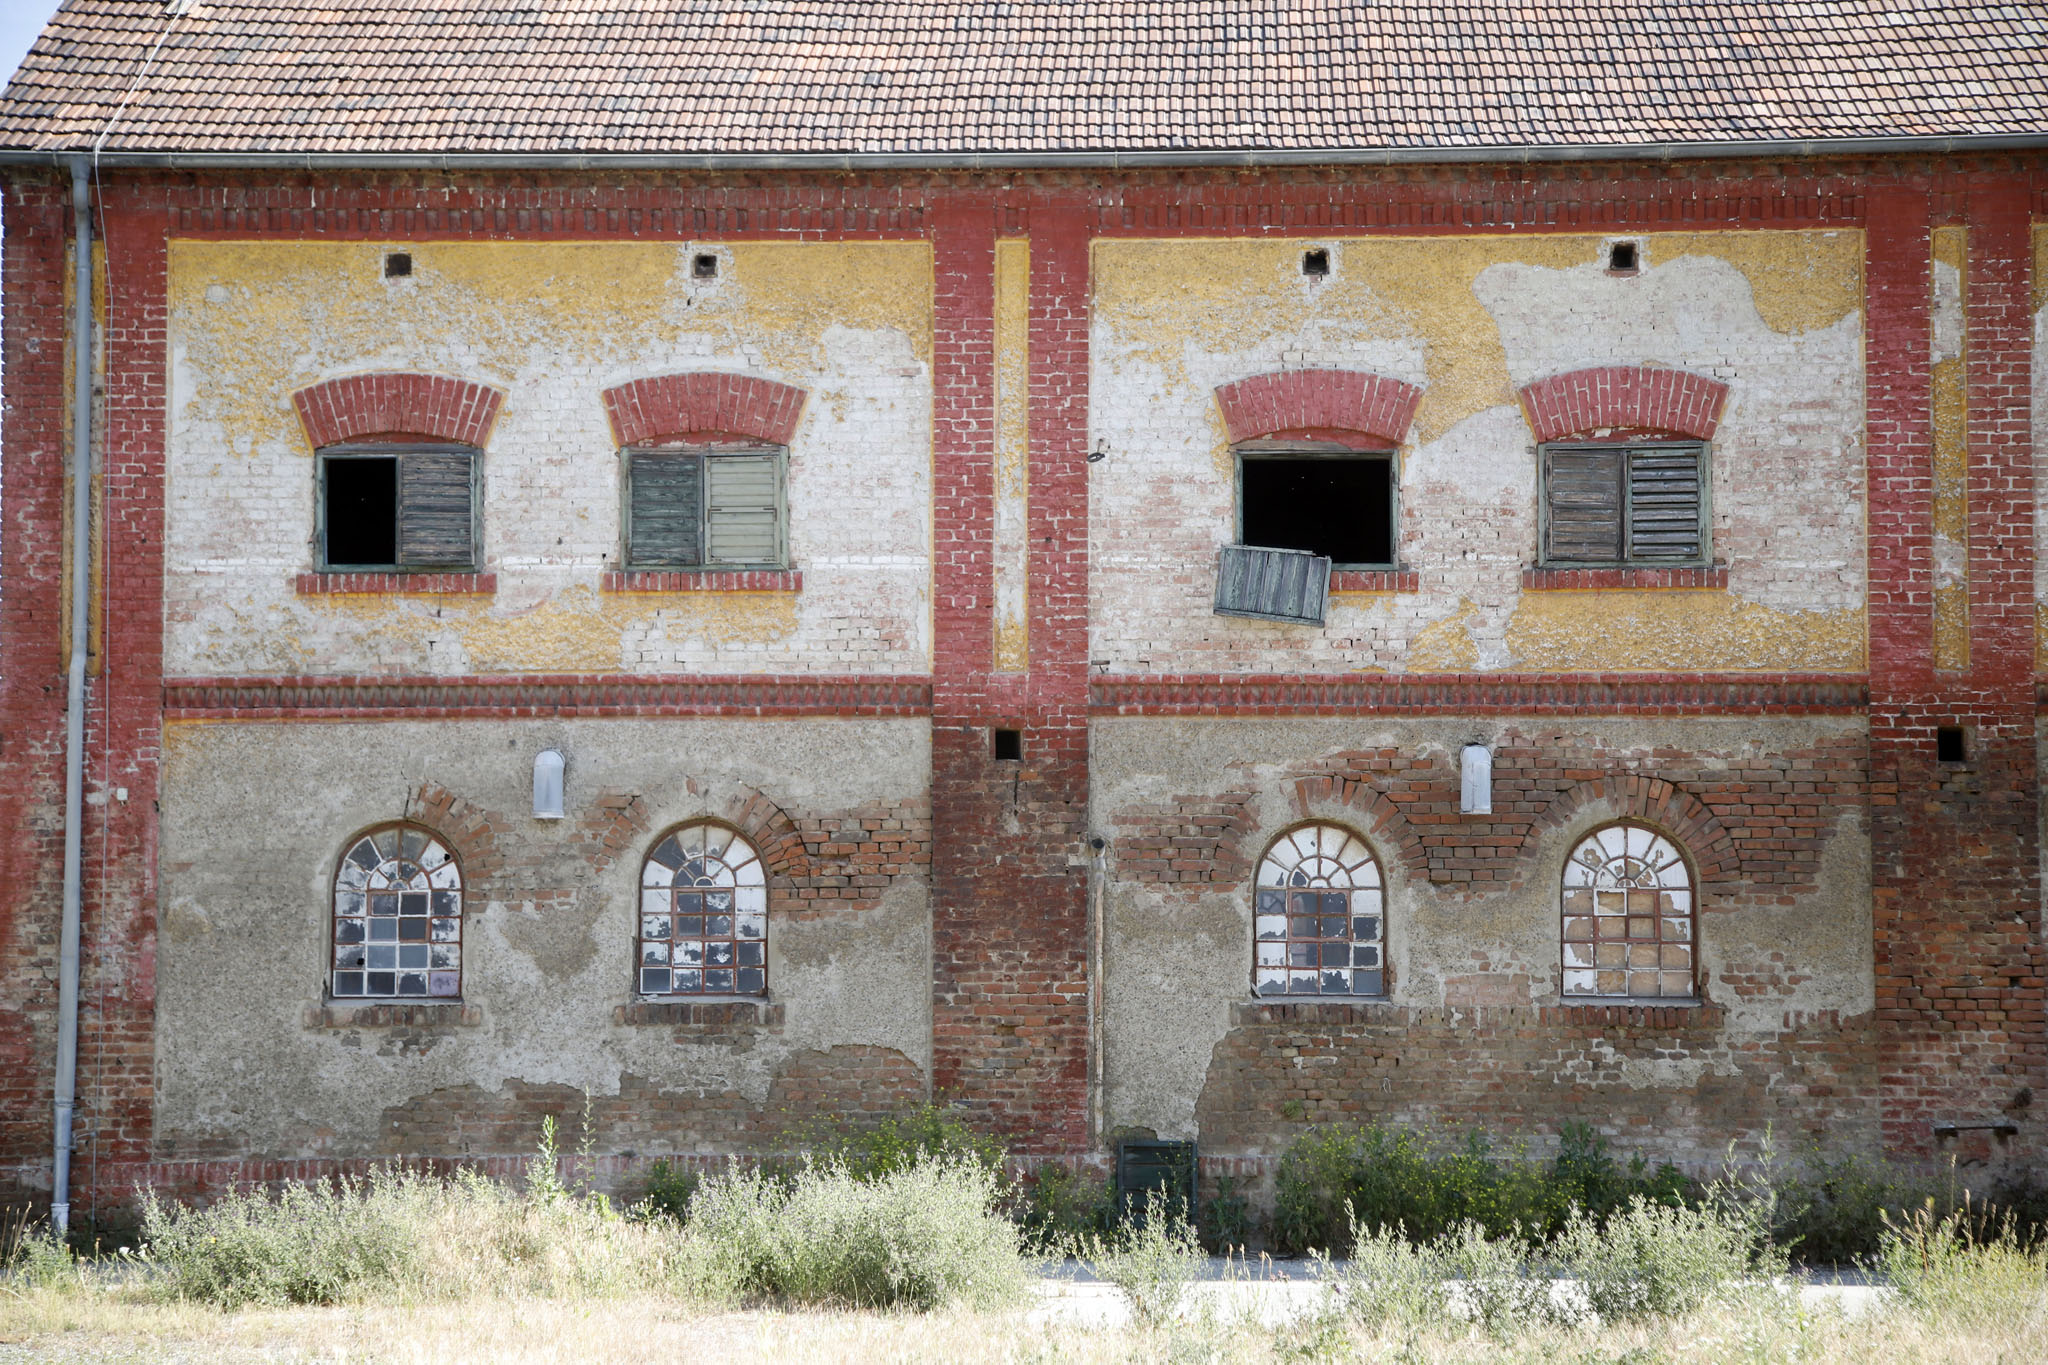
627, 452, 704, 567
1214, 544, 1331, 625
1542, 448, 1623, 563
1625, 447, 1704, 561
396, 451, 477, 568
705, 453, 781, 566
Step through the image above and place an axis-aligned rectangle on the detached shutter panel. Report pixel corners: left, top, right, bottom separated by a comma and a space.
1214, 544, 1331, 625
1626, 447, 1705, 562
628, 452, 704, 567
1543, 448, 1623, 563
396, 451, 476, 568
705, 453, 781, 566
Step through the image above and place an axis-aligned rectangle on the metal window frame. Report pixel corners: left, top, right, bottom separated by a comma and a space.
327, 820, 465, 1005
1535, 439, 1713, 570
634, 820, 772, 1001
315, 443, 482, 573
620, 441, 790, 572
1232, 440, 1401, 571
1556, 819, 1702, 1004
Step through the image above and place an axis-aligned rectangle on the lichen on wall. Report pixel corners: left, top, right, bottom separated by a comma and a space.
1090, 231, 1867, 674
164, 240, 934, 677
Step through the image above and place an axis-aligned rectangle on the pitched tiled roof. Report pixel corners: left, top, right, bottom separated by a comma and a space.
1, 1, 2045, 159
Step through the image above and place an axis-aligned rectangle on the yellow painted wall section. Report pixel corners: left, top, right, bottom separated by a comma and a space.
992, 239, 1031, 671
1090, 231, 1866, 674
1931, 226, 1969, 672
163, 240, 934, 677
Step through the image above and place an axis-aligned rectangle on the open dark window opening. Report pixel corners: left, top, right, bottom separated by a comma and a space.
323, 456, 399, 567
1239, 452, 1395, 567
993, 728, 1023, 761
1936, 726, 1968, 763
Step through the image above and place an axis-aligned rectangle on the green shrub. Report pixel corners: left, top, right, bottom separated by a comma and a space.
1440, 1220, 1565, 1333
1015, 1162, 1113, 1252
1766, 1146, 1957, 1266
1200, 1173, 1252, 1253
634, 1158, 701, 1224
1273, 1121, 1688, 1254
780, 1102, 1007, 1184
1, 1215, 79, 1294
1077, 1190, 1204, 1327
1555, 1194, 1764, 1322
681, 1153, 1028, 1311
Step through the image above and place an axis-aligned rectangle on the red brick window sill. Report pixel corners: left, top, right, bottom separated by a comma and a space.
297, 572, 497, 596
613, 1000, 785, 1028
603, 570, 803, 593
1329, 569, 1419, 594
304, 1002, 481, 1030
1522, 565, 1728, 591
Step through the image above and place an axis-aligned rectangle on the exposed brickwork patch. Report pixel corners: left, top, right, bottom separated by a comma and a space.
292, 372, 504, 449
1518, 366, 1730, 442
602, 372, 807, 446
1214, 369, 1423, 446
1330, 569, 1420, 594
1091, 673, 1867, 716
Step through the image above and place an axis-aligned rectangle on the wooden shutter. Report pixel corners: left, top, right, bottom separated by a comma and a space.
396, 451, 476, 568
627, 452, 704, 567
1542, 448, 1623, 563
1625, 447, 1705, 561
705, 453, 781, 566
1214, 544, 1331, 625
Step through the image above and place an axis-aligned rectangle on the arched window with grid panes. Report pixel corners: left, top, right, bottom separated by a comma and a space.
1253, 823, 1386, 997
330, 825, 463, 999
1560, 822, 1696, 999
638, 821, 768, 996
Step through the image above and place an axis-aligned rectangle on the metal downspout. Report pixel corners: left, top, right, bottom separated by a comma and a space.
53, 154, 94, 1237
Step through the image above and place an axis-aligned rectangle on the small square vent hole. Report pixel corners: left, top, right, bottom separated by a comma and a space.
993, 729, 1023, 761
1607, 241, 1640, 274
1302, 248, 1330, 277
1936, 726, 1967, 763
693, 253, 719, 279
384, 252, 413, 278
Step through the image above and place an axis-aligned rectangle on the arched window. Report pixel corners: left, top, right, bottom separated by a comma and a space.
331, 825, 462, 998
1254, 823, 1385, 997
639, 822, 767, 997
1561, 822, 1695, 999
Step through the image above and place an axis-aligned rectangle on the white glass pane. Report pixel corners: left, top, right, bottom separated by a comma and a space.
428, 863, 460, 889
644, 859, 674, 888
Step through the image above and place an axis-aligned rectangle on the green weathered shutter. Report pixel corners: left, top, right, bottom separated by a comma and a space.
1214, 544, 1331, 625
628, 452, 704, 567
1626, 447, 1705, 562
705, 453, 781, 566
1542, 448, 1624, 563
396, 451, 476, 568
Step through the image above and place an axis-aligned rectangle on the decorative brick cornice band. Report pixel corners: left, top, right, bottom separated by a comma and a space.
1091, 673, 1867, 716
603, 372, 807, 446
293, 372, 505, 449
1228, 1000, 1727, 1029
164, 674, 933, 720
1522, 565, 1729, 591
1214, 369, 1423, 446
1518, 365, 1729, 442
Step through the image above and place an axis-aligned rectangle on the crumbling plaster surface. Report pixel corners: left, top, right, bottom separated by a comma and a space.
164, 240, 933, 676
1089, 231, 1866, 673
1091, 716, 1874, 1143
153, 717, 931, 1157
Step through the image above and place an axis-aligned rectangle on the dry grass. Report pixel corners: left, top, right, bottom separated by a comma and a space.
2, 1284, 2045, 1364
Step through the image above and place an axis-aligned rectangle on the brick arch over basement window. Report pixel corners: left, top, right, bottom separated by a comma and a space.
1516, 366, 1730, 443
602, 372, 808, 446
1530, 775, 1738, 904
292, 372, 506, 449
1214, 369, 1423, 447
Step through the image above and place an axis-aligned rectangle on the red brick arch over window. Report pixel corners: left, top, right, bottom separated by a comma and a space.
1214, 369, 1423, 447
602, 372, 808, 446
1517, 366, 1729, 442
292, 372, 505, 449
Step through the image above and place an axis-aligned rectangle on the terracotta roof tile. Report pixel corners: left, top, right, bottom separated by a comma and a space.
0, 0, 2043, 156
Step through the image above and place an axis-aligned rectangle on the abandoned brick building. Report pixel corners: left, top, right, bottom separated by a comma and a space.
1, 1, 2046, 1225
